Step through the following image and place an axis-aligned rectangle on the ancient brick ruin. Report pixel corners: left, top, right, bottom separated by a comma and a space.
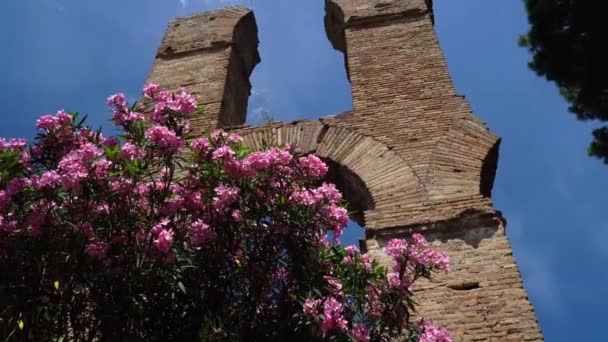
145, 1, 544, 340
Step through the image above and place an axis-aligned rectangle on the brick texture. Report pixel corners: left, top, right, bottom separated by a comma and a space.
144, 1, 543, 340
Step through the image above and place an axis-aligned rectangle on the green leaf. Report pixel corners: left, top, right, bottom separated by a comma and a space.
178, 281, 187, 294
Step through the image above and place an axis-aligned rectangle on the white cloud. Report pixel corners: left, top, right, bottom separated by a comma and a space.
180, 0, 189, 8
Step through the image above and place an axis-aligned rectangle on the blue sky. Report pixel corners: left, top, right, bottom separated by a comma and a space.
1, 1, 606, 340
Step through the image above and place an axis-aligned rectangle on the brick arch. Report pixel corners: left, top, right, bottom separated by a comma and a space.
236, 121, 426, 229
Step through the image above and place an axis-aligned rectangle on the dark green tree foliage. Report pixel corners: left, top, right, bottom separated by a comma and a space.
520, 0, 608, 162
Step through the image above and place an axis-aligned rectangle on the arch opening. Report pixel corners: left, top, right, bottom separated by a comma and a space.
322, 159, 374, 227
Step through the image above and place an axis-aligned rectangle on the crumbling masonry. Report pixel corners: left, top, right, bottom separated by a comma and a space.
145, 1, 544, 340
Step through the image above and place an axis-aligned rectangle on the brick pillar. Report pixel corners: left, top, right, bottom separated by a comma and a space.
325, 0, 453, 116
145, 6, 260, 133
325, 1, 544, 340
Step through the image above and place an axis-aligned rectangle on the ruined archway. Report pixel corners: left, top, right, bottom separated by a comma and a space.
237, 120, 429, 231
145, 2, 544, 339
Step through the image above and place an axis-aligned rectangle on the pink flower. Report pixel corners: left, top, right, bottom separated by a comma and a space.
149, 88, 198, 120
112, 109, 143, 126
145, 126, 183, 155
223, 158, 255, 178
103, 136, 119, 148
314, 183, 342, 203
244, 147, 292, 170
360, 253, 372, 272
191, 137, 211, 154
320, 297, 348, 334
35, 111, 71, 131
107, 93, 127, 108
167, 90, 198, 115
210, 130, 229, 141
227, 134, 243, 143
417, 249, 451, 273
121, 142, 144, 160
298, 154, 328, 177
36, 115, 57, 130
57, 144, 101, 191
143, 83, 160, 97
344, 245, 358, 255
154, 229, 174, 254
56, 110, 72, 125
326, 204, 348, 242
387, 272, 401, 289
189, 220, 216, 247
231, 209, 242, 222
86, 241, 110, 260
349, 324, 371, 342
385, 238, 408, 257
412, 233, 428, 247
213, 184, 240, 210
92, 159, 112, 177
387, 272, 411, 290
20, 152, 30, 165
211, 145, 235, 161
290, 189, 317, 206
8, 138, 27, 151
303, 298, 321, 317
6, 177, 29, 195
417, 320, 452, 342
324, 277, 343, 294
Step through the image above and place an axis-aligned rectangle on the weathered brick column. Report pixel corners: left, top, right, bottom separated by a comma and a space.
145, 6, 260, 132
322, 1, 543, 340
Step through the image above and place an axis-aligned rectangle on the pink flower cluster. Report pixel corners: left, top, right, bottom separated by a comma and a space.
303, 298, 321, 317
245, 147, 293, 171
2, 138, 26, 151
386, 234, 450, 273
107, 93, 143, 126
320, 297, 348, 335
0, 85, 452, 341
121, 142, 144, 160
213, 184, 240, 210
154, 229, 174, 254
145, 126, 183, 155
189, 220, 216, 247
86, 241, 110, 260
143, 83, 198, 122
57, 143, 103, 191
298, 154, 328, 177
36, 110, 72, 131
349, 324, 371, 342
290, 183, 342, 206
417, 320, 452, 342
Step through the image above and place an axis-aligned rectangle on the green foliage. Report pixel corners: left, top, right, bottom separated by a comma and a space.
520, 0, 608, 162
